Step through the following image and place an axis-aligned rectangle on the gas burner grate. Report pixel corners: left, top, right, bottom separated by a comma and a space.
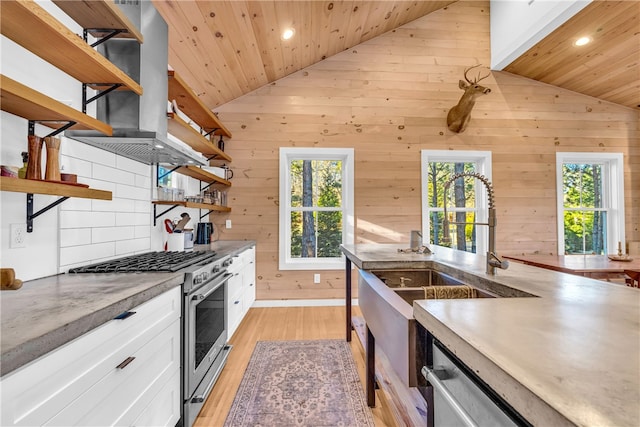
68, 251, 217, 273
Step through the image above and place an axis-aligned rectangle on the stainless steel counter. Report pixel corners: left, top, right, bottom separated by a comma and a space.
341, 243, 640, 427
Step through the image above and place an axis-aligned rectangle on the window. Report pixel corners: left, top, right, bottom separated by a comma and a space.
421, 151, 492, 254
556, 153, 624, 255
279, 148, 354, 270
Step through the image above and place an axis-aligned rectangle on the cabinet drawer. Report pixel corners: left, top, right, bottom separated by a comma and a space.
1, 287, 181, 426
132, 369, 180, 427
243, 282, 256, 313
44, 319, 180, 426
227, 271, 243, 299
227, 293, 244, 338
226, 254, 244, 274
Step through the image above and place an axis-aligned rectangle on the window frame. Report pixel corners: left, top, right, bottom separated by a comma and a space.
421, 150, 493, 254
279, 147, 355, 270
555, 152, 625, 255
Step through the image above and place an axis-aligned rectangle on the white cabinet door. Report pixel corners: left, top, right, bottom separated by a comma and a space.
132, 369, 180, 427
226, 271, 244, 338
241, 247, 256, 315
44, 319, 180, 426
0, 287, 181, 427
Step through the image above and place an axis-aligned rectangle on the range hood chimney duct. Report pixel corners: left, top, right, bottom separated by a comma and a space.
66, 1, 205, 166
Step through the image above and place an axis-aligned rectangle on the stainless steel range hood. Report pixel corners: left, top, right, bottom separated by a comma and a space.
66, 1, 206, 166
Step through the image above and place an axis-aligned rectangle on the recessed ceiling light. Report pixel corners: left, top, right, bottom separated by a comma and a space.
574, 36, 591, 46
282, 28, 295, 40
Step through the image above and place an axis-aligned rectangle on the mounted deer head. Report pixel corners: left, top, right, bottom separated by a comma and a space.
446, 65, 492, 133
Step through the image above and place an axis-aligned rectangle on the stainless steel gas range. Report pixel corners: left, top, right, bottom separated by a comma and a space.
69, 251, 233, 427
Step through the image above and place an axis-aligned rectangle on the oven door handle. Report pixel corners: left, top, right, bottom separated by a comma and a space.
192, 272, 232, 301
422, 366, 479, 427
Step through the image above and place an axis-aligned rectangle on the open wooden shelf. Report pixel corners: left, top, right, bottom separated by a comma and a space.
176, 165, 231, 186
167, 112, 232, 161
52, 0, 143, 43
168, 70, 232, 138
0, 0, 142, 95
153, 200, 231, 212
0, 177, 112, 200
1, 75, 113, 135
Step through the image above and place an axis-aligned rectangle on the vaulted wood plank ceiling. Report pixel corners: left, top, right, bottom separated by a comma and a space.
504, 0, 640, 111
153, 0, 456, 108
153, 0, 640, 112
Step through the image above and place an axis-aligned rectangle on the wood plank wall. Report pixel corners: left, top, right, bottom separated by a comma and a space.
210, 1, 640, 301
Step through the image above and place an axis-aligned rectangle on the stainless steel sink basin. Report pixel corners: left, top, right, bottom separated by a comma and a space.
358, 268, 535, 388
369, 269, 497, 304
371, 269, 468, 288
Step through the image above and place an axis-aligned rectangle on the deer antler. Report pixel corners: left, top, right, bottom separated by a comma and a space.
464, 64, 491, 84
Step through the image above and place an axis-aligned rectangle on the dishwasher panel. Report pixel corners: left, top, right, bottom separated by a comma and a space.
422, 340, 529, 427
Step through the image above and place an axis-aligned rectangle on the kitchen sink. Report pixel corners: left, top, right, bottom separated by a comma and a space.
358, 268, 535, 388
369, 269, 498, 304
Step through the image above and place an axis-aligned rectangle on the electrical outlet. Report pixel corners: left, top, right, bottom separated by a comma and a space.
10, 223, 26, 248
314, 274, 321, 284
225, 219, 232, 229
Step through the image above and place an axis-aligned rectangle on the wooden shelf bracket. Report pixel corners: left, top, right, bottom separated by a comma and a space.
26, 193, 69, 233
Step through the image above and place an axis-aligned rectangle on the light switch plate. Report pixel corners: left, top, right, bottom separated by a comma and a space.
314, 274, 321, 283
225, 219, 232, 229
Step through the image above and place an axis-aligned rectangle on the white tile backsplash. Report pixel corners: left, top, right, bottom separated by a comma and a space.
135, 200, 151, 213
92, 226, 136, 243
116, 238, 151, 255
117, 156, 151, 176
57, 141, 153, 271
60, 242, 116, 267
134, 225, 151, 239
60, 211, 117, 229
92, 197, 136, 213
115, 183, 150, 200
60, 228, 92, 248
93, 163, 135, 185
61, 139, 117, 168
115, 212, 150, 227
60, 197, 92, 211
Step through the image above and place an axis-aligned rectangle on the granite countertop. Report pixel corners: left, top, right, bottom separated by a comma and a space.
1, 240, 256, 377
341, 243, 640, 427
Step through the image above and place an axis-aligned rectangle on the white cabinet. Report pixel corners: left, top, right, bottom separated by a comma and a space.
0, 287, 181, 427
226, 245, 256, 339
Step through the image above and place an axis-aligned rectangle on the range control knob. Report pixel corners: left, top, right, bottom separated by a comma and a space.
223, 258, 233, 267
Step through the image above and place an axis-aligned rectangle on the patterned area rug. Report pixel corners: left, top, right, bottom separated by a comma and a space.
224, 339, 375, 426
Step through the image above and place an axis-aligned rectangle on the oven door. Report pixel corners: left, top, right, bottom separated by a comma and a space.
184, 271, 231, 398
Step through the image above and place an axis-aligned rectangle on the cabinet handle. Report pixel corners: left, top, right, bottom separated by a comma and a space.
421, 366, 478, 427
116, 356, 136, 369
249, 283, 254, 287
113, 311, 136, 320
234, 301, 240, 304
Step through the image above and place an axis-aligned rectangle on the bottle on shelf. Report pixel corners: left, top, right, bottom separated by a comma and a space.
18, 152, 28, 179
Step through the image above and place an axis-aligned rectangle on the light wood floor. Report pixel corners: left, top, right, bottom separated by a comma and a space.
193, 306, 396, 427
